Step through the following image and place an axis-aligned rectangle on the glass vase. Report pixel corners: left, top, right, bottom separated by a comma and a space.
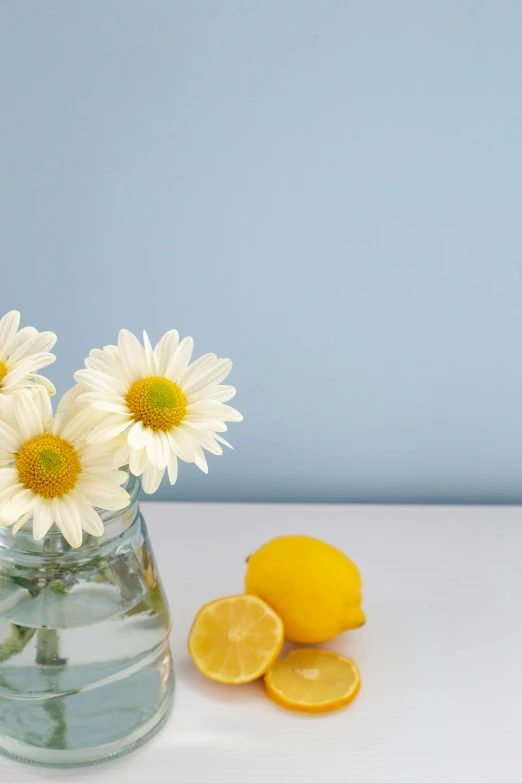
0, 473, 173, 768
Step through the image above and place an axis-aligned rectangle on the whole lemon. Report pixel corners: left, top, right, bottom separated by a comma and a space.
245, 535, 365, 644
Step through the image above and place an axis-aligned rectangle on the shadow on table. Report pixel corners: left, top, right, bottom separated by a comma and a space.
176, 655, 269, 705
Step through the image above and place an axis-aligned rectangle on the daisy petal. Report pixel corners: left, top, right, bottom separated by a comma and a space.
165, 336, 193, 382
129, 447, 148, 476
30, 385, 54, 431
181, 417, 229, 431
12, 512, 32, 535
3, 325, 37, 357
146, 430, 170, 469
201, 438, 223, 456
77, 391, 127, 409
158, 430, 171, 469
52, 385, 83, 436
104, 344, 120, 359
182, 358, 232, 396
86, 414, 133, 445
74, 369, 128, 397
142, 464, 164, 494
0, 420, 24, 453
0, 488, 36, 526
168, 427, 195, 463
75, 474, 130, 511
2, 355, 55, 389
186, 400, 243, 422
32, 500, 54, 540
113, 437, 131, 468
213, 433, 233, 449
61, 407, 102, 443
0, 482, 26, 506
193, 444, 209, 474
154, 330, 179, 376
6, 331, 57, 366
127, 421, 148, 450
13, 391, 45, 440
143, 330, 158, 375
85, 348, 130, 384
177, 352, 216, 388
118, 329, 147, 382
93, 469, 129, 486
180, 424, 223, 455
0, 468, 19, 493
76, 443, 119, 470
0, 396, 12, 419
27, 374, 56, 396
0, 311, 20, 355
167, 452, 178, 484
187, 384, 236, 404
69, 490, 105, 537
81, 508, 105, 537
92, 401, 130, 415
52, 495, 82, 549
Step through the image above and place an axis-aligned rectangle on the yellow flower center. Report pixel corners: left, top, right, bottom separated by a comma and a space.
0, 360, 8, 387
126, 376, 187, 431
16, 434, 81, 498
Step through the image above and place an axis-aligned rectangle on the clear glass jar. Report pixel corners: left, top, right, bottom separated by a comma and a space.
0, 473, 173, 768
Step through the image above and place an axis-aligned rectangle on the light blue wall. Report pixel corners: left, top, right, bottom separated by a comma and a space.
1, 1, 522, 503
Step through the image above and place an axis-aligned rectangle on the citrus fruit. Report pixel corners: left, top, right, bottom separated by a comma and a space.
264, 648, 360, 714
188, 594, 284, 684
245, 535, 365, 644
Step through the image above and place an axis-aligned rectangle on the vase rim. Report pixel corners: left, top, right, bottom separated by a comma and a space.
0, 471, 141, 558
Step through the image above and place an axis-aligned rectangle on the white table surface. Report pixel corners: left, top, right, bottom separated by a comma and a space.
3, 502, 522, 782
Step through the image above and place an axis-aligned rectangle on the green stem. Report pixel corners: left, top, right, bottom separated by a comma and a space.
36, 627, 65, 666
36, 536, 66, 667
99, 560, 137, 604
43, 697, 68, 750
0, 624, 35, 663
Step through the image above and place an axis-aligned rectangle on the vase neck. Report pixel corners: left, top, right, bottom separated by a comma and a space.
0, 473, 141, 560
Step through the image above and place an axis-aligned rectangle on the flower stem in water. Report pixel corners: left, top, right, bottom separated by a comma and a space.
36, 536, 67, 667
0, 625, 35, 663
36, 627, 66, 666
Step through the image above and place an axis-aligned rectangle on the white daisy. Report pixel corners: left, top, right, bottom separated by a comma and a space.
0, 310, 57, 401
74, 329, 242, 494
0, 386, 131, 548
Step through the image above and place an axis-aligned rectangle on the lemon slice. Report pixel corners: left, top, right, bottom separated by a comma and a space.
188, 594, 284, 684
264, 648, 360, 713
